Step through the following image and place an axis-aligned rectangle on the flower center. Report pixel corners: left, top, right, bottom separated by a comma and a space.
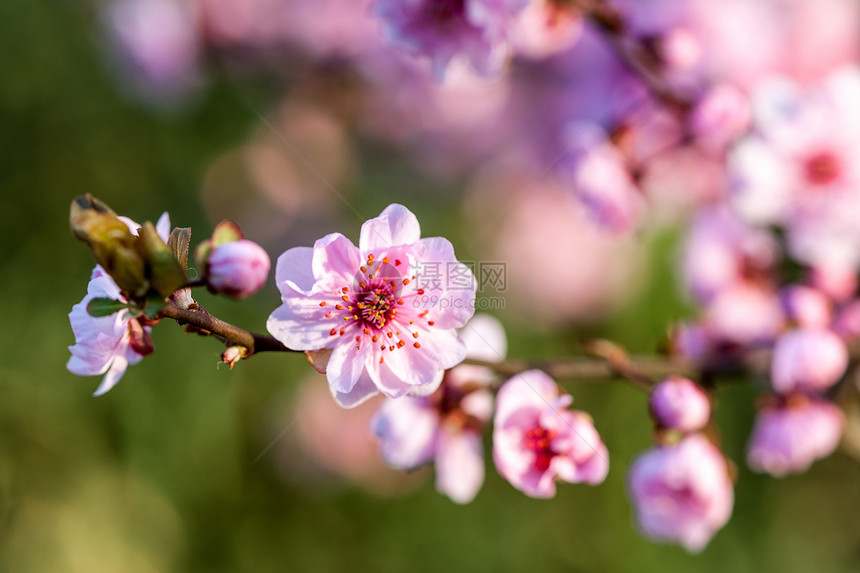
426, 0, 465, 25
524, 425, 558, 472
805, 151, 841, 186
356, 286, 397, 330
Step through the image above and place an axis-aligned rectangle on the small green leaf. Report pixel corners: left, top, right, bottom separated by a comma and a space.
87, 297, 130, 318
167, 227, 192, 270
211, 220, 243, 247
143, 292, 167, 320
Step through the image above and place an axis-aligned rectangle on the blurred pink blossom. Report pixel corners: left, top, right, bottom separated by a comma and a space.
493, 370, 608, 498
372, 0, 529, 78
770, 327, 848, 394
628, 434, 734, 553
509, 0, 582, 59
267, 204, 476, 407
649, 377, 710, 432
729, 67, 860, 267
557, 123, 643, 233
104, 0, 200, 101
747, 396, 844, 477
690, 84, 751, 152
681, 207, 778, 304
373, 314, 504, 503
703, 282, 784, 347
779, 285, 832, 329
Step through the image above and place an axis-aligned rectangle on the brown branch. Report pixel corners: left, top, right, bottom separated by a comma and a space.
160, 301, 297, 356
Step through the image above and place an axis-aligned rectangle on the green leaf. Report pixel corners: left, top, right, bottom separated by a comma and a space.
211, 220, 243, 247
87, 297, 130, 317
143, 292, 167, 320
167, 227, 192, 271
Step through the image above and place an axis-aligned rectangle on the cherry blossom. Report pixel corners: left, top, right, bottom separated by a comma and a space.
267, 204, 476, 407
493, 370, 608, 498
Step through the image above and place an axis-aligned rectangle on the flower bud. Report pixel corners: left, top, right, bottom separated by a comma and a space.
628, 434, 734, 553
649, 376, 710, 432
770, 328, 848, 394
206, 239, 271, 299
747, 396, 843, 477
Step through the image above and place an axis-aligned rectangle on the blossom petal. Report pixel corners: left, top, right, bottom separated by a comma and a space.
312, 233, 361, 284
325, 341, 369, 394
435, 428, 484, 504
275, 246, 316, 294
372, 396, 438, 469
330, 369, 379, 408
93, 351, 129, 396
359, 204, 421, 252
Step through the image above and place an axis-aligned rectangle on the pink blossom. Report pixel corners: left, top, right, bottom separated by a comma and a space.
832, 299, 860, 340
649, 377, 710, 432
493, 370, 608, 498
372, 314, 504, 503
770, 327, 848, 394
67, 213, 171, 395
809, 263, 858, 303
206, 239, 271, 299
372, 0, 529, 78
747, 397, 844, 477
267, 204, 476, 407
690, 83, 750, 152
681, 207, 778, 304
509, 0, 582, 59
104, 0, 200, 101
729, 68, 860, 268
558, 123, 642, 233
703, 282, 783, 346
628, 434, 734, 553
779, 285, 831, 329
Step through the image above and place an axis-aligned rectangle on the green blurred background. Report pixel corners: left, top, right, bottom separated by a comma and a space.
1, 1, 859, 571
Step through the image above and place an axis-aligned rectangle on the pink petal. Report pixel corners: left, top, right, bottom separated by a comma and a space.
372, 396, 438, 468
266, 298, 338, 351
275, 246, 316, 294
359, 204, 422, 252
311, 233, 361, 284
459, 313, 507, 362
93, 351, 130, 396
435, 428, 485, 504
330, 369, 379, 408
325, 341, 369, 394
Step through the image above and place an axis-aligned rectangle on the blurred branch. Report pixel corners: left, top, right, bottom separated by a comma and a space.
463, 344, 697, 391
575, 0, 694, 114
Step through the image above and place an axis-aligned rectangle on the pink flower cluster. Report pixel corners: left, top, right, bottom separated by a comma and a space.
629, 377, 734, 552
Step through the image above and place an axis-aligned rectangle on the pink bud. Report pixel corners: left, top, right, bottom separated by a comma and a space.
207, 239, 271, 299
809, 263, 857, 302
747, 397, 843, 477
628, 435, 734, 553
770, 328, 848, 394
780, 285, 832, 328
660, 27, 702, 72
832, 299, 860, 339
690, 84, 750, 150
650, 377, 710, 432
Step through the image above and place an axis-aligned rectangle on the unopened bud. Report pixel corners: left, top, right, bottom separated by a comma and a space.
221, 345, 246, 369
649, 376, 711, 432
205, 239, 271, 299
